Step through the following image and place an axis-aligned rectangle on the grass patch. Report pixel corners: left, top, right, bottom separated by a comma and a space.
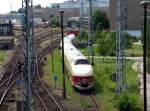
43, 49, 142, 111
0, 51, 7, 64
80, 44, 142, 57
126, 44, 143, 57
92, 59, 142, 111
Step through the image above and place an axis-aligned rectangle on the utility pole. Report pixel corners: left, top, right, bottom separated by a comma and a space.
57, 15, 59, 34
140, 1, 150, 111
88, 0, 94, 65
22, 0, 34, 110
50, 14, 54, 73
80, 0, 84, 46
116, 0, 127, 94
60, 10, 66, 99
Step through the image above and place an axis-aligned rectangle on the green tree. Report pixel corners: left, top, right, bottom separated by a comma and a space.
93, 10, 109, 31
97, 32, 134, 57
10, 11, 18, 14
110, 32, 133, 49
97, 32, 112, 57
94, 24, 102, 41
18, 8, 24, 13
35, 4, 42, 9
116, 92, 142, 111
50, 19, 60, 27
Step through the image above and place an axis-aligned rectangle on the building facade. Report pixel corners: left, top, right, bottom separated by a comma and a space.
33, 8, 80, 24
110, 0, 147, 37
51, 0, 109, 16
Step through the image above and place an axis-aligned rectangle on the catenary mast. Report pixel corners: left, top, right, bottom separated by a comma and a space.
116, 0, 127, 94
21, 0, 35, 110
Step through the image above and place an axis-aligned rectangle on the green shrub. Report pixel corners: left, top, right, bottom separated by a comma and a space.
115, 92, 142, 111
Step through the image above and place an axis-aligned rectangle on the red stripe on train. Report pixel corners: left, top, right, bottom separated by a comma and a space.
71, 75, 93, 84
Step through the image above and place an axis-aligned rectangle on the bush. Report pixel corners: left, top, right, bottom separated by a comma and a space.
115, 92, 142, 111
97, 32, 113, 56
110, 32, 133, 49
93, 10, 110, 31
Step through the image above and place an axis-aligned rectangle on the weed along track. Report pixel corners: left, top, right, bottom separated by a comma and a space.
32, 32, 65, 111
34, 73, 63, 111
78, 92, 101, 111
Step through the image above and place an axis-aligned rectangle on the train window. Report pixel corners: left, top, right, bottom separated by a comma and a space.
75, 59, 90, 65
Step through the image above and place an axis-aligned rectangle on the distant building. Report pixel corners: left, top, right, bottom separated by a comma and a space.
51, 0, 109, 16
0, 14, 22, 26
33, 8, 80, 24
0, 22, 14, 49
110, 0, 150, 37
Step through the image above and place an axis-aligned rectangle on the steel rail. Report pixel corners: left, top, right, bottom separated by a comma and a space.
0, 65, 19, 104
90, 95, 101, 111
33, 35, 63, 111
78, 93, 87, 111
0, 70, 19, 87
36, 74, 63, 111
0, 51, 17, 82
0, 75, 21, 105
34, 89, 49, 111
0, 30, 59, 110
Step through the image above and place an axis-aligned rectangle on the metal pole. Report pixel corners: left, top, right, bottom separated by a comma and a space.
140, 1, 150, 110
57, 15, 59, 34
89, 0, 94, 65
22, 0, 33, 110
143, 5, 147, 111
60, 10, 66, 99
50, 15, 54, 73
80, 0, 84, 46
116, 0, 127, 94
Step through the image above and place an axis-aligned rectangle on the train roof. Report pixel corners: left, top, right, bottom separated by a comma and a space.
64, 34, 87, 63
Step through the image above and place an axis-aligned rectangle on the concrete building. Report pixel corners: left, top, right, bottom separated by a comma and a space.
51, 0, 109, 16
109, 0, 147, 37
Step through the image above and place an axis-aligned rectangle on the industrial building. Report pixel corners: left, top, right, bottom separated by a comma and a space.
0, 14, 22, 26
0, 21, 14, 49
109, 0, 149, 37
51, 0, 109, 16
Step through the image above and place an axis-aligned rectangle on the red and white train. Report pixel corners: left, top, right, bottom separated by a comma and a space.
61, 34, 93, 90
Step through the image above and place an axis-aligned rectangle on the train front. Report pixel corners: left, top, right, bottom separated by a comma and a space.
71, 59, 93, 90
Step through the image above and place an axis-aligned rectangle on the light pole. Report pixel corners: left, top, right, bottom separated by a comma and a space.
140, 1, 150, 111
80, 0, 84, 46
50, 14, 54, 73
88, 0, 94, 65
57, 15, 59, 34
60, 10, 66, 99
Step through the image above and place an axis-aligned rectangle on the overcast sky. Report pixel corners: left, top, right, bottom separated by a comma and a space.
0, 0, 66, 14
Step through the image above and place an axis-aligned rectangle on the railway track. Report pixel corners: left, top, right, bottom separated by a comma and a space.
0, 29, 62, 110
38, 37, 61, 60
0, 48, 21, 109
33, 32, 63, 111
78, 93, 101, 111
0, 49, 19, 82
33, 73, 63, 111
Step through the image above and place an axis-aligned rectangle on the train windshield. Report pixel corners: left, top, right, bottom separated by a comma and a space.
75, 59, 90, 65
